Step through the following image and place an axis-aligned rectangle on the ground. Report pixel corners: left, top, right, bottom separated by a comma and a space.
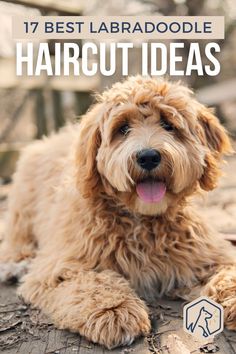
0, 155, 236, 354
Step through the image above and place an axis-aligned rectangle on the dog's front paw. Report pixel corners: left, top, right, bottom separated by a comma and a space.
202, 265, 236, 331
82, 298, 151, 349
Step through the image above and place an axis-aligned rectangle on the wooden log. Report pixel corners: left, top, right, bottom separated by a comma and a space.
52, 90, 65, 130
34, 89, 48, 138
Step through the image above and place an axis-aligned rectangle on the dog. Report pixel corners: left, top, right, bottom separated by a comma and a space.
0, 76, 236, 349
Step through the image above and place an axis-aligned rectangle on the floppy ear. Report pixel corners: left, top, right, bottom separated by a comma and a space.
197, 105, 233, 191
76, 103, 103, 198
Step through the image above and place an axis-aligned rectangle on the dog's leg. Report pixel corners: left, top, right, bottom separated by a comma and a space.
173, 264, 236, 330
0, 199, 35, 263
0, 158, 37, 281
0, 199, 35, 282
18, 256, 150, 349
201, 264, 236, 330
0, 201, 35, 282
0, 194, 35, 282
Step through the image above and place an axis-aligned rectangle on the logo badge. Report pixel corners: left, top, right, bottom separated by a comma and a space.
183, 296, 224, 339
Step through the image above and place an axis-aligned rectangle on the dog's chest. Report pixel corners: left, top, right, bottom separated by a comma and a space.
98, 218, 178, 297
95, 213, 201, 299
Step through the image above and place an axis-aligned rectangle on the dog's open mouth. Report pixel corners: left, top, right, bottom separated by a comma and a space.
136, 178, 166, 203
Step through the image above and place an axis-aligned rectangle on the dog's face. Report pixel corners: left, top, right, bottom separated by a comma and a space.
76, 77, 232, 216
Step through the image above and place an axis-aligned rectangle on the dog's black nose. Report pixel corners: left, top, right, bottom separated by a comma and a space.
136, 149, 161, 171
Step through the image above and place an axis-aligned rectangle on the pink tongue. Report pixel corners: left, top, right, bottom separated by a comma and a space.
136, 180, 166, 203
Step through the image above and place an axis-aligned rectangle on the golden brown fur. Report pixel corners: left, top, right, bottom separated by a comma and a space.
0, 76, 236, 349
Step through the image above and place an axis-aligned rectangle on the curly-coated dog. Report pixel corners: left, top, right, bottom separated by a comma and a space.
0, 76, 236, 348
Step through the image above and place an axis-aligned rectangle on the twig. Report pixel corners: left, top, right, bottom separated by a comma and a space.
0, 320, 22, 333
0, 306, 28, 314
154, 328, 178, 336
0, 302, 20, 307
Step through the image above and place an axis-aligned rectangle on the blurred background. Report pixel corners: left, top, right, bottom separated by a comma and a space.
0, 4, 236, 350
0, 0, 235, 181
0, 0, 235, 245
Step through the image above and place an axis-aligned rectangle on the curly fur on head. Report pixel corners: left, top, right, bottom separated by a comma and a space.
76, 76, 232, 215
0, 76, 235, 349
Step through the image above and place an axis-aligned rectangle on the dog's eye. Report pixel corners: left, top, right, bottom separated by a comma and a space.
119, 124, 130, 136
160, 117, 174, 132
